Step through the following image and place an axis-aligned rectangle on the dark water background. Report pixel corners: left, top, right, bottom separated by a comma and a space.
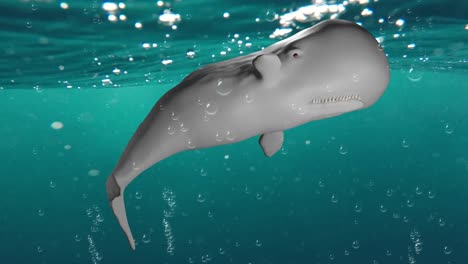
1, 0, 468, 263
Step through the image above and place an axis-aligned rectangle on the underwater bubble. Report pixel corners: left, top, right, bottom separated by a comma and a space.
344, 249, 350, 256
142, 234, 151, 244
205, 102, 218, 115
216, 79, 232, 96
244, 93, 254, 103
438, 218, 446, 227
180, 123, 189, 132
86, 208, 93, 218
37, 245, 43, 253
93, 205, 101, 212
49, 180, 56, 188
224, 154, 230, 159
407, 66, 423, 82
352, 73, 360, 82
96, 213, 104, 223
338, 144, 348, 155
88, 169, 100, 177
444, 123, 454, 134
443, 246, 453, 255
163, 209, 174, 218
168, 125, 175, 135
225, 130, 235, 141
305, 139, 311, 145
38, 209, 45, 217
51, 121, 64, 130
414, 240, 423, 254
196, 194, 206, 203
187, 139, 196, 149
64, 144, 72, 150
218, 247, 225, 255
427, 190, 436, 199
135, 191, 143, 200
406, 199, 415, 208
264, 9, 278, 22
280, 146, 288, 155
207, 211, 214, 218
401, 139, 410, 148
255, 193, 263, 200
415, 186, 423, 195
171, 112, 179, 120
255, 240, 262, 247
352, 240, 360, 250
331, 194, 339, 203
386, 188, 394, 197
74, 234, 81, 242
354, 202, 362, 213
379, 204, 388, 213
329, 253, 335, 260
318, 180, 325, 188
215, 132, 223, 142
200, 168, 208, 176
385, 249, 392, 256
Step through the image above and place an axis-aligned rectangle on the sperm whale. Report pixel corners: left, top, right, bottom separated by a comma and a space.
106, 19, 390, 250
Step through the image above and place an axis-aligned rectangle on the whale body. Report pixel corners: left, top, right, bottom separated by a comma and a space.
106, 19, 390, 250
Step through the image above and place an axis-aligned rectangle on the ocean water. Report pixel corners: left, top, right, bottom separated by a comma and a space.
1, 0, 467, 263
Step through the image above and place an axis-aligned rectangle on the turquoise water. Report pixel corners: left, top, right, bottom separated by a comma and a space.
1, 0, 467, 263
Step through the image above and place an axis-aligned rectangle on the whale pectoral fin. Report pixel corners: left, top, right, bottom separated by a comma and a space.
253, 54, 281, 81
259, 131, 284, 157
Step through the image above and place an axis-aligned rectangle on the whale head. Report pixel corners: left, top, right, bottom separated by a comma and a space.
256, 19, 389, 125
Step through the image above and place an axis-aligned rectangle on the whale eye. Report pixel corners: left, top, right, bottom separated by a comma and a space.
289, 49, 302, 59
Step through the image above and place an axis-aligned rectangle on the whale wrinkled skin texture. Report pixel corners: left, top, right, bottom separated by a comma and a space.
106, 19, 390, 250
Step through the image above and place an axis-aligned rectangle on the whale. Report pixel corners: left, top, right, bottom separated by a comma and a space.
106, 19, 390, 250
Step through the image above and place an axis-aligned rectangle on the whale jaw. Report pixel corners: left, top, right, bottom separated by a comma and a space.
302, 99, 364, 121
309, 94, 361, 104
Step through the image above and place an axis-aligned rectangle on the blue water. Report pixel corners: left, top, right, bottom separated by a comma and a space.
1, 0, 467, 263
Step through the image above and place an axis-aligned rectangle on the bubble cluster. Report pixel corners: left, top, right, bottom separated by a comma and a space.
162, 188, 176, 254
87, 234, 103, 264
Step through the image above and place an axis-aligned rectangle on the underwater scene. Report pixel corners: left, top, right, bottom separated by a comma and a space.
1, 0, 467, 263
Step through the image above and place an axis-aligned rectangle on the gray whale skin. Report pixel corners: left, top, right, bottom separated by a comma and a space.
106, 19, 390, 250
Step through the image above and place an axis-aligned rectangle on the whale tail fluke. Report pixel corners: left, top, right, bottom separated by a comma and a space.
106, 174, 136, 250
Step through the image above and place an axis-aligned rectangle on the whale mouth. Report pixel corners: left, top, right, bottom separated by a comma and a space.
310, 94, 361, 104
